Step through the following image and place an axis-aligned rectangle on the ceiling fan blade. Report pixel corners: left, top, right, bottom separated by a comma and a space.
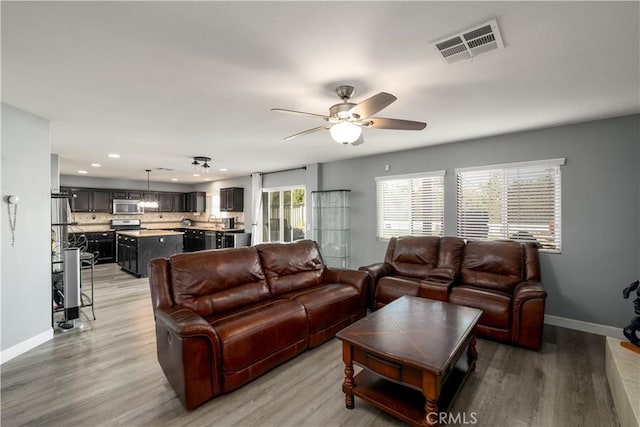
284, 126, 328, 140
367, 117, 427, 130
351, 134, 365, 146
349, 92, 397, 119
271, 108, 330, 120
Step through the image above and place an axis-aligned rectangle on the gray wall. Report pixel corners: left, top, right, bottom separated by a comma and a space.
320, 115, 639, 328
1, 104, 52, 353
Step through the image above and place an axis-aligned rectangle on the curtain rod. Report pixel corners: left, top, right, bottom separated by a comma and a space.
256, 166, 307, 176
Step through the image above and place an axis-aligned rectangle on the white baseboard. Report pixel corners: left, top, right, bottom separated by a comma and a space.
545, 315, 626, 340
1, 329, 53, 365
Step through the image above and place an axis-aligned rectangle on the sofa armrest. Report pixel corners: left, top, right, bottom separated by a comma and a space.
358, 262, 393, 283
323, 268, 370, 312
513, 281, 547, 303
154, 306, 222, 407
512, 281, 547, 351
156, 306, 219, 341
419, 277, 455, 302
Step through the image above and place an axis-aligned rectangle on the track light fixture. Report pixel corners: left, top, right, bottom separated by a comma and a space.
192, 156, 212, 174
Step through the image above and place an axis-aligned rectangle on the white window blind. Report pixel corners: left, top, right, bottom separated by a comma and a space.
456, 158, 564, 252
376, 171, 445, 240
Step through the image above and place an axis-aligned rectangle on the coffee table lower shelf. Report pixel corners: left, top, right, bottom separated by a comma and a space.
347, 365, 469, 427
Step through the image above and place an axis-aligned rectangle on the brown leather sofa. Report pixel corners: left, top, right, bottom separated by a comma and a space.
359, 236, 546, 350
148, 239, 368, 409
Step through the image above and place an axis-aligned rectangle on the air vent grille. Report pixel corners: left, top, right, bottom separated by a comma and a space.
433, 19, 504, 64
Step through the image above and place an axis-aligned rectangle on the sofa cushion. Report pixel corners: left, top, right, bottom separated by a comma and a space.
169, 247, 270, 317
375, 276, 421, 306
386, 236, 440, 279
461, 240, 523, 293
283, 284, 362, 337
208, 299, 308, 373
449, 285, 512, 329
256, 240, 324, 296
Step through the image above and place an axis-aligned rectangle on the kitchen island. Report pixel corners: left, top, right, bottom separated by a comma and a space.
116, 230, 183, 277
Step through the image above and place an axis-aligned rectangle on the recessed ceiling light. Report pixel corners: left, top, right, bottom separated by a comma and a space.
193, 173, 200, 177
78, 170, 88, 174
219, 168, 228, 172
108, 153, 120, 158
204, 178, 211, 181
91, 163, 101, 167
171, 178, 178, 181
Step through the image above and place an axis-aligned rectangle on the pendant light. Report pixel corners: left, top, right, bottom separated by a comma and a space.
141, 169, 159, 209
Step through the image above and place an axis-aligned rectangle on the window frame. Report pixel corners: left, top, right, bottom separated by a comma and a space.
455, 158, 565, 253
375, 170, 446, 241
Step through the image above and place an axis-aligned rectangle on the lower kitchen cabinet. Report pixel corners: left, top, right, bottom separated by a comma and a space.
88, 231, 115, 263
117, 233, 183, 277
183, 229, 206, 252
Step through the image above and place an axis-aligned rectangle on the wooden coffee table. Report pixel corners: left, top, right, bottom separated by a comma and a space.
336, 296, 482, 427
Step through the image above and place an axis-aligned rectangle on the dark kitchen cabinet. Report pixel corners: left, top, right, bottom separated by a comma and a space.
220, 187, 244, 212
172, 193, 186, 212
158, 192, 173, 212
87, 231, 115, 263
186, 192, 206, 213
117, 233, 182, 277
92, 190, 112, 212
112, 190, 144, 200
183, 229, 206, 252
65, 188, 112, 213
69, 189, 90, 212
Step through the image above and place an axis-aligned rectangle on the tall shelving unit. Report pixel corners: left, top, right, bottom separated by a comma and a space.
312, 190, 350, 269
51, 193, 95, 328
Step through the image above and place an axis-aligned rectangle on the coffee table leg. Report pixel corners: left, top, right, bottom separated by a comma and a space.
423, 374, 440, 426
467, 334, 478, 372
424, 398, 439, 427
342, 343, 355, 409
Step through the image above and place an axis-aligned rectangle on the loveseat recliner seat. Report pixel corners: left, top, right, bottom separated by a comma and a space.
148, 239, 368, 409
360, 236, 546, 350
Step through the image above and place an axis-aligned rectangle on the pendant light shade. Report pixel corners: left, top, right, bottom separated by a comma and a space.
141, 169, 159, 209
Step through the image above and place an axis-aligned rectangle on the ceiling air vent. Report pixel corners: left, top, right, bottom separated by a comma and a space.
433, 19, 504, 64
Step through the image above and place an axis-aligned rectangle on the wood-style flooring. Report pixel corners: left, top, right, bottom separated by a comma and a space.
1, 264, 619, 426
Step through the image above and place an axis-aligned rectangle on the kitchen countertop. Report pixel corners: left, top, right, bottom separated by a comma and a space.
180, 226, 245, 232
116, 230, 184, 238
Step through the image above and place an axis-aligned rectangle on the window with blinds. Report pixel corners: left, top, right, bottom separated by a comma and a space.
376, 171, 445, 240
456, 158, 564, 252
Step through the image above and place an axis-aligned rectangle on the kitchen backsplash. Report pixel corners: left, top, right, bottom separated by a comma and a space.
70, 211, 245, 232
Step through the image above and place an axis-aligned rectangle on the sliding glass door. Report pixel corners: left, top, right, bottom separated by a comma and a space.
262, 187, 305, 243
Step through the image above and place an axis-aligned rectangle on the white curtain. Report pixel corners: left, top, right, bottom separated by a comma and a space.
251, 172, 263, 245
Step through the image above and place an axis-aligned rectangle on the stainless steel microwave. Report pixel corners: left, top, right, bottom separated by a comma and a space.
113, 199, 143, 214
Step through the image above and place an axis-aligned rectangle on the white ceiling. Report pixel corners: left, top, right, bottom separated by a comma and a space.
2, 1, 639, 184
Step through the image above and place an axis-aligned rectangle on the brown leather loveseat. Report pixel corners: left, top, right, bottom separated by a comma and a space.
360, 236, 546, 350
149, 240, 368, 409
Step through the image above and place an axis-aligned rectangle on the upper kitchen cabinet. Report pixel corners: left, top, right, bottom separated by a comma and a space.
64, 188, 112, 213
112, 190, 143, 200
157, 192, 173, 212
186, 192, 206, 213
172, 193, 186, 212
220, 187, 244, 212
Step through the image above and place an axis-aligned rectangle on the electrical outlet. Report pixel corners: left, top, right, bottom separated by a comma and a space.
385, 164, 390, 172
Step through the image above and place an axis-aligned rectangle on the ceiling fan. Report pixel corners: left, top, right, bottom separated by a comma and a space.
272, 85, 427, 146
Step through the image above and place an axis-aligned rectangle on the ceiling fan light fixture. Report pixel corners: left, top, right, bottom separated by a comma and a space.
330, 122, 362, 144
